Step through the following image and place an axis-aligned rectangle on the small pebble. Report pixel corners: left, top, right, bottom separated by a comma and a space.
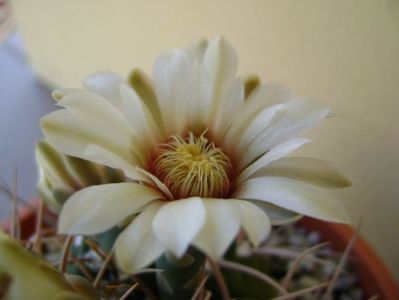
236, 241, 252, 257
267, 224, 361, 300
288, 234, 306, 247
321, 261, 336, 276
349, 288, 363, 300
297, 275, 321, 288
335, 275, 356, 290
307, 230, 321, 245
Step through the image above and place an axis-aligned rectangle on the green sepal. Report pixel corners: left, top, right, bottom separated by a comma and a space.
53, 188, 74, 207
102, 166, 124, 183
64, 156, 102, 187
65, 274, 100, 300
244, 75, 260, 99
128, 68, 164, 132
92, 226, 122, 253
52, 291, 86, 300
208, 242, 276, 299
36, 141, 75, 188
156, 247, 205, 300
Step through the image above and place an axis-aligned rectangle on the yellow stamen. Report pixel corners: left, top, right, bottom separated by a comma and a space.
152, 132, 232, 199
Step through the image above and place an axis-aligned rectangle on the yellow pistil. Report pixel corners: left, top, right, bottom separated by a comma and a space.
152, 132, 233, 199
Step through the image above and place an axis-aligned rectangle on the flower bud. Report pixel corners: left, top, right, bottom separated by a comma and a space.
0, 231, 99, 299
36, 140, 124, 210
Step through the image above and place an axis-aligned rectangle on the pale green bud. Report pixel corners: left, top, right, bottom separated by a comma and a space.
35, 140, 125, 210
0, 232, 99, 300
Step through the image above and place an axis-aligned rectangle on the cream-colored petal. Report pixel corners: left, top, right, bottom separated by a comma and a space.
41, 110, 129, 165
237, 177, 350, 223
52, 88, 81, 101
128, 68, 165, 134
152, 49, 191, 135
61, 91, 147, 163
235, 103, 285, 154
246, 200, 302, 225
40, 110, 87, 156
237, 138, 311, 181
119, 83, 160, 146
232, 200, 271, 247
152, 38, 238, 135
36, 140, 75, 188
203, 37, 238, 123
253, 157, 353, 189
84, 144, 146, 181
212, 78, 245, 139
42, 112, 146, 173
83, 71, 125, 110
240, 100, 330, 167
193, 199, 241, 257
58, 183, 162, 235
183, 61, 213, 132
58, 91, 133, 140
42, 90, 147, 166
115, 202, 165, 272
136, 168, 174, 200
223, 83, 292, 149
152, 197, 206, 257
186, 38, 208, 62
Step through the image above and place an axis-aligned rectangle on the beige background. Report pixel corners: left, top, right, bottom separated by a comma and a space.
12, 0, 399, 278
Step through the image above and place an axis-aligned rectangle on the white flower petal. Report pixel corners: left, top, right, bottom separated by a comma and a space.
235, 103, 285, 156
224, 83, 292, 149
42, 91, 147, 166
237, 138, 311, 182
35, 140, 74, 189
152, 197, 206, 257
84, 144, 146, 181
62, 90, 147, 164
193, 199, 241, 257
232, 200, 271, 246
115, 202, 165, 272
152, 49, 191, 135
154, 54, 212, 134
119, 83, 160, 145
247, 200, 302, 225
128, 69, 165, 134
240, 100, 330, 167
237, 177, 350, 223
83, 71, 125, 110
212, 78, 245, 139
203, 37, 238, 122
58, 183, 162, 235
186, 38, 208, 62
184, 61, 213, 132
41, 110, 130, 165
136, 168, 174, 200
254, 157, 353, 189
58, 91, 133, 140
52, 88, 80, 101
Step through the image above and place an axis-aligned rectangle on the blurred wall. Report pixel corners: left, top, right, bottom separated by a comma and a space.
12, 0, 399, 278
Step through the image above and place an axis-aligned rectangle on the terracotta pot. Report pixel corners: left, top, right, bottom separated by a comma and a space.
300, 217, 399, 300
1, 199, 57, 238
2, 201, 398, 299
1, 199, 40, 239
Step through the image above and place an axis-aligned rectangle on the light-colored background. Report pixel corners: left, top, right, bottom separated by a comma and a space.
0, 34, 54, 219
5, 0, 399, 278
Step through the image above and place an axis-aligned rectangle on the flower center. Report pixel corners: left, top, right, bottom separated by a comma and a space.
152, 132, 233, 199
